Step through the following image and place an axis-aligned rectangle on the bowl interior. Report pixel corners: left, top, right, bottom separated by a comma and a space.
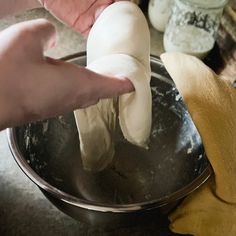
14, 55, 209, 205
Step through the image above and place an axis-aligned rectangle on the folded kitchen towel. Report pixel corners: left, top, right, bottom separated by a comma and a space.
161, 52, 236, 236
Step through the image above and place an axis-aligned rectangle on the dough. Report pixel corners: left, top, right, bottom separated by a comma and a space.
161, 52, 236, 236
74, 2, 151, 171
74, 97, 117, 171
86, 2, 150, 70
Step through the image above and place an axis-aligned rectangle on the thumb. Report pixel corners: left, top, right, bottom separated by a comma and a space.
30, 58, 134, 118
93, 73, 135, 100
44, 57, 135, 100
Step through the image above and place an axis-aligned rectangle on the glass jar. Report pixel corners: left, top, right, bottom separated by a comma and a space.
148, 0, 174, 32
163, 0, 228, 58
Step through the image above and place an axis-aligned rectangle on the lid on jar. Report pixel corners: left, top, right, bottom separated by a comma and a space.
180, 0, 229, 9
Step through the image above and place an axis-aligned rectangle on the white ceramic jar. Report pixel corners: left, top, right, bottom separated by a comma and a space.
148, 0, 174, 32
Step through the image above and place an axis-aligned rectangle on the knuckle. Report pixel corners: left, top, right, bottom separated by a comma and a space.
5, 19, 56, 56
8, 24, 35, 46
10, 19, 55, 42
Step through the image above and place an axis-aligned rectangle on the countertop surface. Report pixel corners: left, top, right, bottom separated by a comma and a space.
0, 8, 178, 236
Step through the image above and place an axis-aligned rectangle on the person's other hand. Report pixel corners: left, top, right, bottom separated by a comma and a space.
0, 19, 133, 130
38, 0, 125, 35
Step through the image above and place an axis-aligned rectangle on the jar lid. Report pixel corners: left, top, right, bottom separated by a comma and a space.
179, 0, 229, 9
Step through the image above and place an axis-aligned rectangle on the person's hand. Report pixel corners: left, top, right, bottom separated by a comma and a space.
0, 19, 133, 130
38, 0, 125, 35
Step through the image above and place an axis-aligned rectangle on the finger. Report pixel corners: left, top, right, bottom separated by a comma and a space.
8, 19, 57, 57
49, 59, 134, 103
25, 18, 56, 52
27, 59, 134, 120
92, 73, 135, 99
81, 0, 129, 35
40, 0, 96, 34
73, 0, 115, 34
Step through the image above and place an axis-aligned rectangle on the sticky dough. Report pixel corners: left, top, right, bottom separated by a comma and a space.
74, 2, 151, 171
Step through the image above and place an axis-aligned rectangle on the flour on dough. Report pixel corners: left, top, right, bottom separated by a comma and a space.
74, 2, 151, 171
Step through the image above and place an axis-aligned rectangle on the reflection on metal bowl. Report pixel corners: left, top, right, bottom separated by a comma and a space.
7, 52, 211, 228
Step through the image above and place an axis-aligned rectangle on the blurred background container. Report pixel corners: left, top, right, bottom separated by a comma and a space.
163, 0, 229, 58
148, 0, 174, 32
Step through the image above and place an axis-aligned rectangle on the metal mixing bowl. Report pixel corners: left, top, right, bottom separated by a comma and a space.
7, 53, 211, 228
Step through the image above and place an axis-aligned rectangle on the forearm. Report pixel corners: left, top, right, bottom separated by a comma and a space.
0, 0, 41, 18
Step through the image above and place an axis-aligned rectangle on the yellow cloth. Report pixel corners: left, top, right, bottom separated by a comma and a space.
161, 52, 236, 236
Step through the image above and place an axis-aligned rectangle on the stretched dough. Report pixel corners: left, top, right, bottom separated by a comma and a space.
74, 2, 151, 171
86, 2, 150, 70
74, 97, 116, 171
161, 52, 236, 236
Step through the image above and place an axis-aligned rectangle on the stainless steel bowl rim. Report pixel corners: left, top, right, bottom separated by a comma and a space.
6, 53, 212, 213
